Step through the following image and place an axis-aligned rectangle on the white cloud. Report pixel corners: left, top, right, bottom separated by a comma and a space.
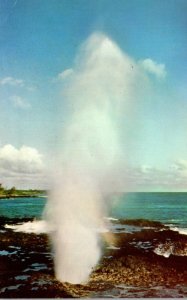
0, 144, 49, 189
171, 160, 187, 173
0, 76, 24, 87
0, 144, 44, 175
129, 162, 187, 190
57, 68, 74, 80
108, 161, 187, 192
27, 85, 37, 92
11, 95, 31, 109
0, 76, 37, 92
139, 58, 167, 79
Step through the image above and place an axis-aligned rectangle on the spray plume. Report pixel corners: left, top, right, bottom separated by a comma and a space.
45, 32, 139, 284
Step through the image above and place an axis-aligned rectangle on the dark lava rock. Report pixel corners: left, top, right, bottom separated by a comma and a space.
0, 217, 187, 298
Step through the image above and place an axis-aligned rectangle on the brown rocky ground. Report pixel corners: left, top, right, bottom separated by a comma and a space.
0, 217, 187, 298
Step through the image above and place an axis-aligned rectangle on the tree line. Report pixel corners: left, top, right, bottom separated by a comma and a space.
0, 183, 46, 198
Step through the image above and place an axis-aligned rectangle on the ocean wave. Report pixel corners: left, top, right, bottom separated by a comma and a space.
107, 245, 120, 250
106, 217, 119, 221
153, 241, 187, 257
169, 226, 187, 236
5, 220, 50, 234
4, 220, 110, 234
0, 218, 174, 236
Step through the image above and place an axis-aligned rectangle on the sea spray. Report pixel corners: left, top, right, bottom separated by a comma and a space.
44, 32, 140, 284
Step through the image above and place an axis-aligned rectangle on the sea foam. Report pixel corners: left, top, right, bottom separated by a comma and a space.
5, 220, 50, 234
169, 226, 187, 235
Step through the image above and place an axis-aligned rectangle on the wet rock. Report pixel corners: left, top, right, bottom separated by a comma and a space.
0, 217, 187, 297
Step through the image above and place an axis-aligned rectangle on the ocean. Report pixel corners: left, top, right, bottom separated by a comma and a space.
110, 192, 187, 229
0, 192, 186, 228
0, 192, 187, 297
0, 196, 46, 219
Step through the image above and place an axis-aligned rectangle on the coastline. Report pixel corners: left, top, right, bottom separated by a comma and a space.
0, 195, 46, 199
0, 189, 47, 200
0, 217, 186, 298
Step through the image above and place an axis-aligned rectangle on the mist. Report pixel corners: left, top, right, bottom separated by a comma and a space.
44, 32, 141, 284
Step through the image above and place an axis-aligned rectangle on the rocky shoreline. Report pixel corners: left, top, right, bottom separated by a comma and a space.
0, 217, 187, 298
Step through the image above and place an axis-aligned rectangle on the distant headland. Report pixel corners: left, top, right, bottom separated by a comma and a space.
0, 183, 47, 199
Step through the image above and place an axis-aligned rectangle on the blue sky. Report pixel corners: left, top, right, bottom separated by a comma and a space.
0, 0, 187, 190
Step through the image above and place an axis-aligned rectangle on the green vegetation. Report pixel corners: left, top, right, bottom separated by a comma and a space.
0, 183, 47, 199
